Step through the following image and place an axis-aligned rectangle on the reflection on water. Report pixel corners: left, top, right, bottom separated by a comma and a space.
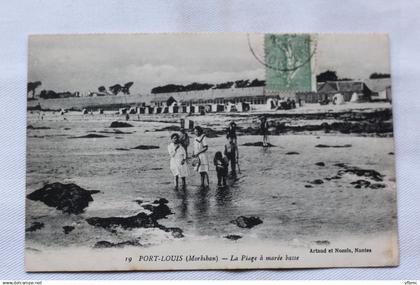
174, 187, 189, 220
215, 185, 232, 208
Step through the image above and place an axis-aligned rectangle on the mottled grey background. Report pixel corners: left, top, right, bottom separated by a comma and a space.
0, 0, 419, 280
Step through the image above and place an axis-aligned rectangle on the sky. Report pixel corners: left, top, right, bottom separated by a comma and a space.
28, 33, 390, 95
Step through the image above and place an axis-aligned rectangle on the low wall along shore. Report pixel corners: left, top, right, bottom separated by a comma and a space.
28, 94, 150, 111
27, 87, 275, 111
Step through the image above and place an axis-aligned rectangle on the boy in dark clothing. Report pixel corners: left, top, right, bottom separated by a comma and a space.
260, 116, 269, 147
179, 127, 190, 157
224, 134, 239, 176
213, 151, 228, 186
226, 121, 237, 143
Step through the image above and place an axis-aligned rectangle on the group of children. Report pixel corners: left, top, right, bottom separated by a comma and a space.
167, 122, 239, 189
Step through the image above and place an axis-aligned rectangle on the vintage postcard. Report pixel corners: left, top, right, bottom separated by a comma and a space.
26, 33, 398, 271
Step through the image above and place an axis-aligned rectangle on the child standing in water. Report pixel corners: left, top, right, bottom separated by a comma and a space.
260, 115, 269, 147
213, 151, 228, 187
168, 133, 188, 189
226, 121, 237, 144
224, 134, 239, 177
192, 126, 209, 188
179, 127, 190, 158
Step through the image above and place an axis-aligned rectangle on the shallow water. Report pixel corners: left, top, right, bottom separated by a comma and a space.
26, 111, 397, 249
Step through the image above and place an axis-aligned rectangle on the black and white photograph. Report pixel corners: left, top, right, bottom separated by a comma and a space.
25, 33, 398, 271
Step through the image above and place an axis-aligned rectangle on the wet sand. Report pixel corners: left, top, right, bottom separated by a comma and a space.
26, 103, 397, 261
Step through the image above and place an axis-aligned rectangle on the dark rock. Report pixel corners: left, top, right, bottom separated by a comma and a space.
315, 162, 325, 166
153, 125, 223, 138
309, 179, 324, 185
110, 121, 133, 128
225, 235, 242, 241
93, 240, 141, 248
63, 226, 75, 234
388, 152, 394, 155
87, 197, 174, 230
153, 198, 169, 204
69, 134, 108, 139
132, 145, 160, 150
334, 163, 347, 168
116, 148, 130, 151
98, 130, 133, 134
159, 226, 184, 238
242, 142, 275, 147
338, 166, 384, 182
27, 125, 50, 130
350, 180, 386, 189
304, 185, 313, 188
64, 128, 71, 130
231, 216, 263, 229
351, 180, 371, 189
278, 214, 291, 223
285, 151, 299, 155
27, 182, 98, 214
86, 212, 156, 229
141, 203, 172, 220
26, 222, 44, 232
315, 144, 352, 148
370, 183, 386, 189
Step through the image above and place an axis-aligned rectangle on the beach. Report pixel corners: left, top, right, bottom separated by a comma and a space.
25, 102, 398, 269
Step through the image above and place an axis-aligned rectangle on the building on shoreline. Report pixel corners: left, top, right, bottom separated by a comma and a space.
295, 78, 391, 104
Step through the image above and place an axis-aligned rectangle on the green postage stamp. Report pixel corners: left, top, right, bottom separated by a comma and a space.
265, 34, 314, 92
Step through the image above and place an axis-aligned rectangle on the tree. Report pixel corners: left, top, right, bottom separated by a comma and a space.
369, 73, 390, 79
316, 70, 338, 82
27, 81, 42, 99
248, 78, 265, 87
122, 82, 134, 95
234, 80, 250, 88
109, 84, 123, 95
98, 86, 106, 93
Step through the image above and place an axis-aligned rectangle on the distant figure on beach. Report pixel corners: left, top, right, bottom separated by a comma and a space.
179, 128, 190, 157
224, 134, 239, 177
213, 151, 228, 187
260, 116, 269, 147
125, 113, 130, 121
226, 121, 237, 143
168, 133, 188, 189
192, 126, 209, 188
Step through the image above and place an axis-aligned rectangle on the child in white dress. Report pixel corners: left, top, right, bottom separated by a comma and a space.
192, 126, 209, 187
168, 133, 188, 189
